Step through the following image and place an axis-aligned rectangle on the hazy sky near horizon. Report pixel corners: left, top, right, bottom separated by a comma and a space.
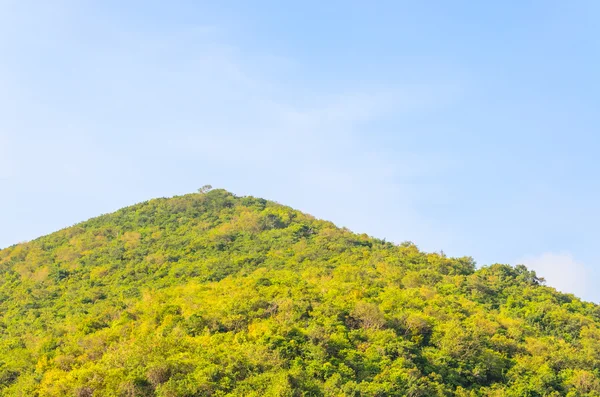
1, 1, 600, 301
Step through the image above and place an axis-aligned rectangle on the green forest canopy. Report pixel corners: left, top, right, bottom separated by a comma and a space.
0, 189, 599, 396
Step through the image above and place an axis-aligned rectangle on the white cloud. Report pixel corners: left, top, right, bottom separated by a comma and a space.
518, 252, 592, 299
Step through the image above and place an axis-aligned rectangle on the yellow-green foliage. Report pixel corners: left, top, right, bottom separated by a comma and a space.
0, 189, 599, 396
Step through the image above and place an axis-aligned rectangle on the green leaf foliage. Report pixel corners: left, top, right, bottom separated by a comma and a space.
0, 189, 598, 396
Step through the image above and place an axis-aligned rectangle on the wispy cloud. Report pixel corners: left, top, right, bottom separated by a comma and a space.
152, 40, 461, 248
0, 135, 12, 180
0, 2, 464, 252
518, 252, 592, 300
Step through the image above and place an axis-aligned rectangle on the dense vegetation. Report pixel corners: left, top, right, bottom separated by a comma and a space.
0, 189, 599, 396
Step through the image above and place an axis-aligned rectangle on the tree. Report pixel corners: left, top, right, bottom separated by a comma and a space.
198, 185, 213, 194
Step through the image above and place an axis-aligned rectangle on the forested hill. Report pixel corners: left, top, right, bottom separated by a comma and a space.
0, 189, 599, 396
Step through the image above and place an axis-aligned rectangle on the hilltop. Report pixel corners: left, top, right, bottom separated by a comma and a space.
0, 189, 598, 396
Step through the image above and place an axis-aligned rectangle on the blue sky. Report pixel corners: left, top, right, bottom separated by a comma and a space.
1, 1, 599, 300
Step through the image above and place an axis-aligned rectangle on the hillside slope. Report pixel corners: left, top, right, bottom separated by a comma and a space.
0, 189, 599, 396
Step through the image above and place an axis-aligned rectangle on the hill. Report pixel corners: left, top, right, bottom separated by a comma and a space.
0, 189, 599, 396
